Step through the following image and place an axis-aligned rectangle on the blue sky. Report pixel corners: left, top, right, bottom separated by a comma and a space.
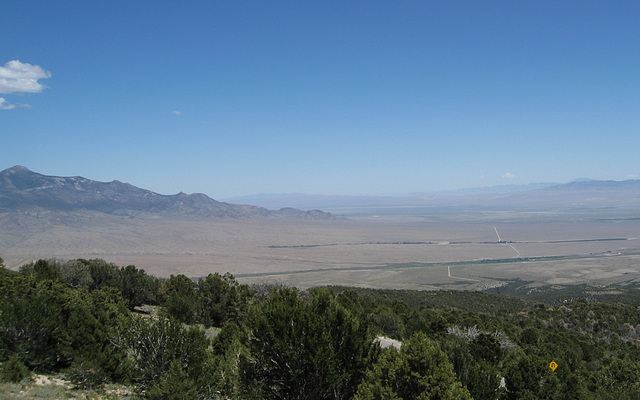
2, 1, 639, 198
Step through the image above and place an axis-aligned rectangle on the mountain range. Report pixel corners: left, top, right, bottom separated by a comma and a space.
225, 179, 640, 214
2, 166, 640, 219
2, 165, 639, 275
0, 166, 336, 220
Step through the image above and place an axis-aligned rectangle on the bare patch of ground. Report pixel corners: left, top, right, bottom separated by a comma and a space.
0, 375, 136, 399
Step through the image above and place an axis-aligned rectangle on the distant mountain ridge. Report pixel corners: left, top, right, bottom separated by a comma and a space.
3, 166, 638, 219
545, 179, 640, 192
0, 166, 336, 220
224, 179, 640, 213
435, 182, 558, 195
501, 178, 640, 208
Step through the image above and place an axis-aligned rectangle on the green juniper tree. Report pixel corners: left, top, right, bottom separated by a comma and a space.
241, 287, 376, 400
354, 332, 471, 400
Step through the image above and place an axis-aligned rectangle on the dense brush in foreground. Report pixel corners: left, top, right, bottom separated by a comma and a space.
1, 257, 640, 399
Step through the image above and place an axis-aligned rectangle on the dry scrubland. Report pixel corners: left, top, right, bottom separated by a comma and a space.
0, 379, 135, 400
3, 211, 639, 291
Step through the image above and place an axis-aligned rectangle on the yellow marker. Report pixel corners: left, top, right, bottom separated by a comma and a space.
549, 361, 558, 371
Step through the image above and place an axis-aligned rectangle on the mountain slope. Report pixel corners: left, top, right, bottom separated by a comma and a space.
500, 179, 640, 209
0, 166, 336, 219
223, 179, 640, 214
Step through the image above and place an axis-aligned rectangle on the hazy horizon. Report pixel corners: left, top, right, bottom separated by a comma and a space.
3, 2, 639, 198
2, 164, 632, 200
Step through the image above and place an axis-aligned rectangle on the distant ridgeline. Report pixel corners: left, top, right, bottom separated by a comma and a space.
224, 177, 640, 214
4, 165, 640, 219
2, 257, 640, 399
0, 165, 337, 219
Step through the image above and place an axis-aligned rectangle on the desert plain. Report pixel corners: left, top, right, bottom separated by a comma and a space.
2, 206, 639, 292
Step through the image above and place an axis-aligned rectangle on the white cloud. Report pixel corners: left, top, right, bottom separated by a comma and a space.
172, 110, 181, 115
626, 174, 639, 179
502, 172, 516, 178
0, 60, 51, 94
0, 97, 15, 110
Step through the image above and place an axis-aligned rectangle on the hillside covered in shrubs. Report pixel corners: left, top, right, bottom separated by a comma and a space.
1, 257, 640, 399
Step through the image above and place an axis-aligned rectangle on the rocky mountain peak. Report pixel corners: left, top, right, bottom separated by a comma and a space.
0, 166, 338, 220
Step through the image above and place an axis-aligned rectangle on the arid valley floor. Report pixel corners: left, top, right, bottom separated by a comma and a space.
3, 208, 639, 293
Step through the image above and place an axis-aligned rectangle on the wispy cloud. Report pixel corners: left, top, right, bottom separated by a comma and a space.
0, 97, 15, 110
0, 60, 51, 109
626, 174, 639, 179
171, 110, 181, 115
502, 172, 516, 178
